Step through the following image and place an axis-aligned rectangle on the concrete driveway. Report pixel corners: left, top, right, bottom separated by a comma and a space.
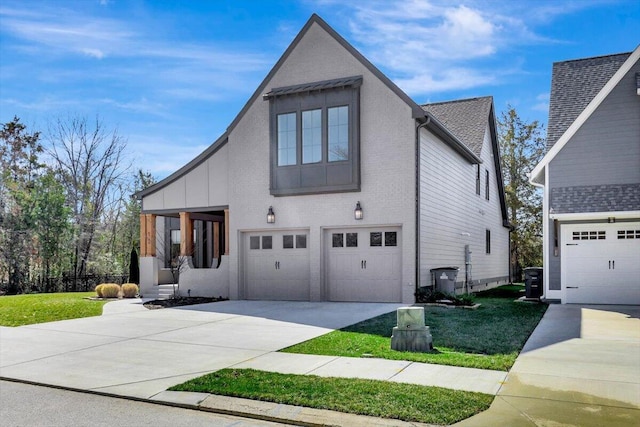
0, 300, 402, 399
456, 304, 640, 427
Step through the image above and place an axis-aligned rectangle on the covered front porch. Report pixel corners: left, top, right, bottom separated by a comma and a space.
139, 208, 230, 298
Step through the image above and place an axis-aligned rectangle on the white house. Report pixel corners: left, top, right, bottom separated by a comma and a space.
135, 14, 511, 304
530, 46, 640, 305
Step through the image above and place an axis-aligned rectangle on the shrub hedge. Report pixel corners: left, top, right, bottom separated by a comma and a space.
121, 283, 138, 298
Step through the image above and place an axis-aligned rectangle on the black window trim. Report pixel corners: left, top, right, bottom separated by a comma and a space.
486, 229, 491, 254
485, 169, 490, 200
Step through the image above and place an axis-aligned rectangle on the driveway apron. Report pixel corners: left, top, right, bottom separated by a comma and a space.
455, 304, 640, 427
0, 300, 403, 399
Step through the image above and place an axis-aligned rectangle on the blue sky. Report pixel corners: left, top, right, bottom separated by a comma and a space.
1, 0, 638, 179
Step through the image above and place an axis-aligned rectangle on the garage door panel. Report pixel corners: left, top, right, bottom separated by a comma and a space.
326, 227, 401, 303
562, 223, 640, 305
244, 230, 310, 301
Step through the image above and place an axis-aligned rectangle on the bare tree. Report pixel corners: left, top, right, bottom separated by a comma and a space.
46, 115, 131, 290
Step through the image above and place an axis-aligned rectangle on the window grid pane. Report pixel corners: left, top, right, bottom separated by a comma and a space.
385, 232, 397, 247
296, 234, 307, 248
302, 109, 322, 164
283, 235, 294, 249
262, 236, 272, 250
328, 106, 349, 162
332, 233, 343, 248
346, 233, 358, 247
370, 232, 382, 247
277, 113, 297, 166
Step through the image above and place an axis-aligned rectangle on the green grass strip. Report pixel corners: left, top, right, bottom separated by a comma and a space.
170, 369, 493, 425
0, 292, 107, 326
283, 287, 547, 371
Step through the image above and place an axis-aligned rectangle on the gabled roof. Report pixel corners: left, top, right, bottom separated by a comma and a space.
423, 96, 510, 228
422, 96, 493, 157
530, 45, 640, 184
136, 14, 480, 200
546, 52, 631, 149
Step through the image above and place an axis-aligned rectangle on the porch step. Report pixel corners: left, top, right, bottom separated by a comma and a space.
142, 284, 178, 300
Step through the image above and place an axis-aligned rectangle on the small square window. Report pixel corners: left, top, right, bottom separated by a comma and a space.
296, 234, 307, 249
370, 232, 382, 247
283, 235, 294, 249
346, 233, 358, 247
262, 236, 272, 250
385, 232, 397, 247
332, 233, 344, 248
250, 236, 260, 250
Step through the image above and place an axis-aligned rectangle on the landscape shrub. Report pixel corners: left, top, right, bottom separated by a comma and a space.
121, 283, 138, 298
95, 284, 105, 298
100, 283, 121, 298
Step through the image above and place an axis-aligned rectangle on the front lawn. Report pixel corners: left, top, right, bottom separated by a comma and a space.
282, 285, 546, 371
169, 369, 493, 425
0, 292, 108, 326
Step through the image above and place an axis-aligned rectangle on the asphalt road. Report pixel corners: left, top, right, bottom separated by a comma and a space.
0, 380, 287, 427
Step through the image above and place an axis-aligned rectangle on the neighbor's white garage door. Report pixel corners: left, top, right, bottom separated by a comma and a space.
562, 222, 640, 304
243, 230, 310, 300
325, 227, 402, 302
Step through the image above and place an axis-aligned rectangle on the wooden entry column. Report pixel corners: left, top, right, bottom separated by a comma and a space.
140, 214, 156, 257
180, 212, 194, 256
224, 208, 229, 255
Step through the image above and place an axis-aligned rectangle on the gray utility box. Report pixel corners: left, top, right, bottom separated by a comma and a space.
524, 267, 543, 298
430, 267, 459, 295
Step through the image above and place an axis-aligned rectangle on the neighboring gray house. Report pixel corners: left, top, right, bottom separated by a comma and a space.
530, 46, 640, 305
135, 14, 510, 303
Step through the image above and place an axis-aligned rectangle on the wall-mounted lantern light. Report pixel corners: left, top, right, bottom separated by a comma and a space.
354, 201, 363, 220
267, 206, 275, 224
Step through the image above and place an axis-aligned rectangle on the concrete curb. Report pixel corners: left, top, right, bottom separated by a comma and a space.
1, 377, 437, 427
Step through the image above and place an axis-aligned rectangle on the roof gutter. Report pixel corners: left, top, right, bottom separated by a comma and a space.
414, 116, 432, 301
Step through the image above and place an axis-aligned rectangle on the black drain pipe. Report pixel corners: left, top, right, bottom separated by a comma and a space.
415, 117, 431, 300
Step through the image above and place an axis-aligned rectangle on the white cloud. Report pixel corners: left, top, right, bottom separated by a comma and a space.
329, 0, 584, 96
532, 92, 550, 112
0, 5, 271, 104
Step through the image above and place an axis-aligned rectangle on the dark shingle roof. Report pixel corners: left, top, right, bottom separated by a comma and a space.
547, 52, 631, 149
421, 96, 493, 156
550, 184, 640, 213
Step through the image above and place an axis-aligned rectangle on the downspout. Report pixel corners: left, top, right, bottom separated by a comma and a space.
415, 116, 431, 301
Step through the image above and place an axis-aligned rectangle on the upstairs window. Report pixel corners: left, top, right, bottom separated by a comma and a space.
475, 165, 481, 195
265, 76, 362, 196
328, 106, 349, 161
277, 113, 297, 166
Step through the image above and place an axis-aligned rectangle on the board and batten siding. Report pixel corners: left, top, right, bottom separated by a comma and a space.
546, 60, 640, 292
141, 144, 230, 212
419, 126, 509, 290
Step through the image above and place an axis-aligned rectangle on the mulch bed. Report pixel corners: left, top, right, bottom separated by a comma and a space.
143, 296, 228, 309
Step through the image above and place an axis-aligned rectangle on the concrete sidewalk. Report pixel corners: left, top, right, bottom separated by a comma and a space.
4, 299, 637, 426
1, 298, 507, 427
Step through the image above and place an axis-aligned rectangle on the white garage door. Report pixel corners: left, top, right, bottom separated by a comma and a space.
325, 227, 402, 302
562, 222, 640, 305
243, 230, 310, 300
